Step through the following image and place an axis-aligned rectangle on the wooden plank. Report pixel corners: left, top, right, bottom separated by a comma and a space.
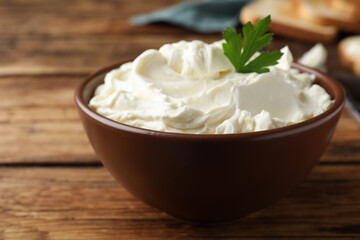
0, 76, 359, 164
0, 0, 353, 81
0, 0, 354, 78
0, 165, 359, 239
0, 0, 188, 36
0, 76, 96, 163
321, 105, 360, 163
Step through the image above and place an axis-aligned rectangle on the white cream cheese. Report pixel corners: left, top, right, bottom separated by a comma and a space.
89, 40, 332, 134
344, 38, 360, 61
298, 43, 327, 72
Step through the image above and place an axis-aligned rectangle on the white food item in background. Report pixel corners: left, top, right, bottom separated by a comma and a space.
339, 35, 360, 76
343, 37, 360, 61
298, 43, 327, 71
89, 40, 332, 134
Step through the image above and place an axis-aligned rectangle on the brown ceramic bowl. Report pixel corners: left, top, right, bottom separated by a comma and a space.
75, 62, 345, 225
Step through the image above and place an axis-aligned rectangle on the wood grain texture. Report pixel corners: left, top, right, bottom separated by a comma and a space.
0, 0, 186, 36
0, 76, 96, 163
0, 0, 356, 77
0, 166, 359, 240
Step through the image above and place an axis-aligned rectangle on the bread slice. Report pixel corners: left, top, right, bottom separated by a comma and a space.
338, 35, 360, 76
240, 0, 338, 43
330, 0, 360, 21
291, 0, 360, 33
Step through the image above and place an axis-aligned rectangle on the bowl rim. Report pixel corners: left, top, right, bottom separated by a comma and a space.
75, 61, 345, 139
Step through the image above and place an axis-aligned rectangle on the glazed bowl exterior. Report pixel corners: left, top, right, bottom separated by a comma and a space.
75, 62, 345, 224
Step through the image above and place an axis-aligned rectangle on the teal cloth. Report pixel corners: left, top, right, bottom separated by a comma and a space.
130, 0, 252, 33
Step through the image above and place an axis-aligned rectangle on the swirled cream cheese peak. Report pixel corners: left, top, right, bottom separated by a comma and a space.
89, 40, 332, 134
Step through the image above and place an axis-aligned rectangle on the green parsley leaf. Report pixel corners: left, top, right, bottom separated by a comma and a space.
222, 15, 283, 74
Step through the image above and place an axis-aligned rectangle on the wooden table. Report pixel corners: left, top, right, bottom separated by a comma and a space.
1, 0, 360, 239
